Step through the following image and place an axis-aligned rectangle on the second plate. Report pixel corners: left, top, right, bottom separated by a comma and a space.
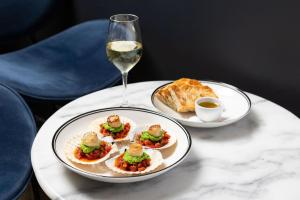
151, 81, 251, 128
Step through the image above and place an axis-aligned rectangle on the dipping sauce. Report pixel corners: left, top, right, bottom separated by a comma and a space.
199, 101, 219, 108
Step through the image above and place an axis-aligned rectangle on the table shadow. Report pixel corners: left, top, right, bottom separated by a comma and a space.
187, 111, 260, 142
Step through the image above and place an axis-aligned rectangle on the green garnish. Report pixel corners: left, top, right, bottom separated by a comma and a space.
102, 123, 124, 133
123, 151, 150, 164
140, 131, 163, 142
80, 143, 99, 154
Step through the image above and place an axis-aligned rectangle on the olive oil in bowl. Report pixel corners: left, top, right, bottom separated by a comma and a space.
199, 101, 219, 108
195, 97, 223, 122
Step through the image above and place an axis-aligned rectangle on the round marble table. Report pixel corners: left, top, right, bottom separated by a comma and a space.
31, 81, 300, 200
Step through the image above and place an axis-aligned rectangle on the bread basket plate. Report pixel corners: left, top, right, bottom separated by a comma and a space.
52, 107, 191, 183
151, 81, 251, 128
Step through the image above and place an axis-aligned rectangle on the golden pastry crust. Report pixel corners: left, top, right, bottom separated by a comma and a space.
155, 78, 218, 112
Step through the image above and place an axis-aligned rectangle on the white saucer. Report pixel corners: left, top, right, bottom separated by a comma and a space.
151, 81, 251, 128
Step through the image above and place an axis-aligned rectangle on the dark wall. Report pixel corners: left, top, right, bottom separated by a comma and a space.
0, 0, 74, 53
1, 0, 299, 117
71, 0, 300, 117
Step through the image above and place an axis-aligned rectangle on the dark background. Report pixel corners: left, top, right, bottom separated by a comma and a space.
1, 0, 300, 117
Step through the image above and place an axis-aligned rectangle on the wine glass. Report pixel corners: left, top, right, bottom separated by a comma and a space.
106, 14, 143, 106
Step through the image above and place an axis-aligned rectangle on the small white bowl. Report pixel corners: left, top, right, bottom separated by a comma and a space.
195, 97, 224, 122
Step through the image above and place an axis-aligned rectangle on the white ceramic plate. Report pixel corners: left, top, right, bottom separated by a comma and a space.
52, 107, 191, 183
151, 81, 251, 128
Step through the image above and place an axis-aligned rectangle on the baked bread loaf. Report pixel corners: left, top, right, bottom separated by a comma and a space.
155, 78, 218, 112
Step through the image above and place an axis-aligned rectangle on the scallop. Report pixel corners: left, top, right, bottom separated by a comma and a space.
105, 149, 163, 175
65, 134, 118, 165
148, 124, 162, 137
81, 131, 100, 147
127, 143, 143, 157
88, 116, 136, 142
134, 125, 177, 150
107, 115, 122, 128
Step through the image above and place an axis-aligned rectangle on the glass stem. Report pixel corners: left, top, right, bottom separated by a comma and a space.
121, 72, 128, 106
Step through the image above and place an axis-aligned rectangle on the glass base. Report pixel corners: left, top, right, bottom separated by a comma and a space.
120, 100, 129, 107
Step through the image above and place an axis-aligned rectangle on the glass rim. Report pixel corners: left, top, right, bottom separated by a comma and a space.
110, 14, 139, 22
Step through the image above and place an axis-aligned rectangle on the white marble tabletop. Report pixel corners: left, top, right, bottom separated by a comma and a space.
31, 81, 300, 200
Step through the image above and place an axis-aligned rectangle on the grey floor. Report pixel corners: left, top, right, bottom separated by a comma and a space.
18, 181, 50, 200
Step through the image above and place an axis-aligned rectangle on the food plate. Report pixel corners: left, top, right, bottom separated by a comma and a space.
151, 81, 251, 128
52, 107, 191, 183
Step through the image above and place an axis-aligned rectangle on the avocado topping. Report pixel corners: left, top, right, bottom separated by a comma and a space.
123, 151, 150, 164
80, 143, 99, 154
103, 122, 124, 133
140, 131, 163, 142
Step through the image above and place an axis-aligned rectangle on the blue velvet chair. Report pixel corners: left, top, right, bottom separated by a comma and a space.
0, 20, 121, 100
0, 84, 36, 200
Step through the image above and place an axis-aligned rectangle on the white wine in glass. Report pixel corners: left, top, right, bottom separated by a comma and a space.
106, 41, 142, 73
106, 14, 142, 106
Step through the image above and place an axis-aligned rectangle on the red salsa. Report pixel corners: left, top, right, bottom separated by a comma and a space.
100, 123, 131, 139
137, 132, 170, 148
74, 141, 112, 161
115, 153, 151, 172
